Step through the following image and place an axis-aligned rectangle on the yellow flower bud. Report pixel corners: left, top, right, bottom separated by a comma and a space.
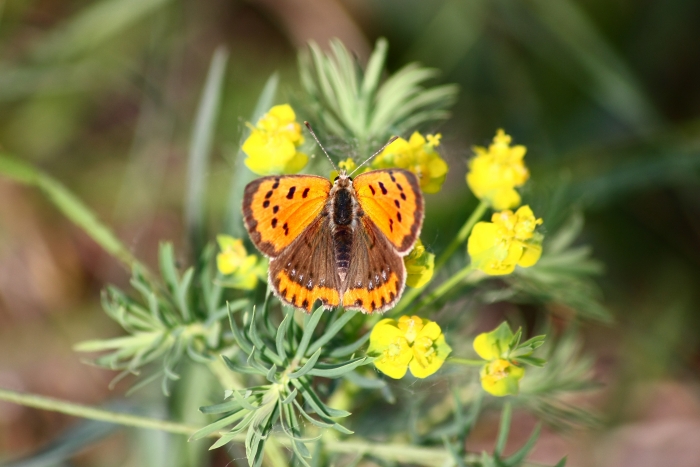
216, 235, 265, 290
466, 129, 529, 210
467, 205, 543, 275
242, 104, 308, 176
372, 132, 448, 193
403, 239, 435, 288
480, 358, 525, 396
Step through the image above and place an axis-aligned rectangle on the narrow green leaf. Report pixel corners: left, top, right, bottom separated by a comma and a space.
361, 38, 388, 99
185, 46, 228, 251
228, 306, 253, 354
495, 402, 512, 457
307, 357, 368, 379
306, 309, 357, 355
158, 243, 179, 295
221, 355, 263, 375
32, 0, 171, 61
0, 154, 145, 274
189, 409, 246, 440
231, 389, 260, 412
276, 311, 292, 361
328, 332, 370, 358
554, 456, 568, 467
288, 348, 323, 379
293, 306, 325, 362
292, 379, 351, 418
504, 424, 541, 466
199, 398, 241, 414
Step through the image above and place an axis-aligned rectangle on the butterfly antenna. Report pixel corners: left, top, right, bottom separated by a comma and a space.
349, 136, 399, 177
304, 122, 339, 173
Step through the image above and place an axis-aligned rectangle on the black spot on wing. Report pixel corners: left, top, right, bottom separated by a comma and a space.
302, 187, 310, 198
286, 186, 296, 199
378, 182, 388, 195
263, 200, 270, 208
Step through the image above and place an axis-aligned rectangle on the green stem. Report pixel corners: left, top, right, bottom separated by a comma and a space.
0, 387, 202, 437
0, 153, 158, 285
435, 199, 489, 271
406, 266, 479, 314
447, 358, 485, 366
0, 387, 465, 466
391, 200, 488, 316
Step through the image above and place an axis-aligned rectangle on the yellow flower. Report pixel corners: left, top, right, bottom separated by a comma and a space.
242, 104, 308, 175
473, 322, 524, 396
369, 316, 452, 379
480, 358, 525, 396
372, 132, 448, 193
403, 239, 435, 288
466, 129, 529, 210
216, 235, 265, 290
467, 205, 543, 275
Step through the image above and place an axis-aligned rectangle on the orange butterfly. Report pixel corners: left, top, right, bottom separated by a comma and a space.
242, 134, 424, 314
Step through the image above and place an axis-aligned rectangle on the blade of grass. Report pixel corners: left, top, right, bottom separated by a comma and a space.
185, 46, 229, 253
0, 153, 155, 281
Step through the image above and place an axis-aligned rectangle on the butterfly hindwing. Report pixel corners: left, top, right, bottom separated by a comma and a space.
342, 218, 406, 314
268, 217, 341, 311
353, 169, 423, 253
243, 175, 331, 257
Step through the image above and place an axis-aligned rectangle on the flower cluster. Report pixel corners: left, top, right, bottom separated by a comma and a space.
216, 235, 266, 290
467, 129, 529, 210
473, 322, 545, 396
403, 239, 435, 288
373, 132, 448, 193
468, 205, 543, 275
242, 104, 308, 176
368, 315, 452, 379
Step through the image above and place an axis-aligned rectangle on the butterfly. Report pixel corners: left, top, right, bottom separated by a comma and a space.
242, 132, 424, 314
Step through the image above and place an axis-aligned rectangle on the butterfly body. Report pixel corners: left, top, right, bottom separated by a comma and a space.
243, 169, 423, 314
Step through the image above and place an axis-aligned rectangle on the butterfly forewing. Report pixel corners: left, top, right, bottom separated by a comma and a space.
243, 175, 331, 257
353, 169, 423, 253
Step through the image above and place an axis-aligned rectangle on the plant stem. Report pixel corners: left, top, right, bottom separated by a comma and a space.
448, 358, 485, 366
391, 200, 488, 316
435, 199, 489, 271
0, 387, 201, 437
0, 386, 476, 466
0, 153, 158, 285
406, 266, 480, 314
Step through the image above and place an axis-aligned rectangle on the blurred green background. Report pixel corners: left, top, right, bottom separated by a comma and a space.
1, 0, 700, 465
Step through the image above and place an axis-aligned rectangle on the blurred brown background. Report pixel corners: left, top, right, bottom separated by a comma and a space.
1, 0, 700, 466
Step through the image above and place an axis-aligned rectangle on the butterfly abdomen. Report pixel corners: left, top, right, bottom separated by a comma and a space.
329, 182, 357, 281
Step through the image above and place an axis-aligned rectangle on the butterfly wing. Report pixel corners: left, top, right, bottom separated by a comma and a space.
353, 169, 423, 254
268, 216, 341, 311
341, 218, 406, 314
243, 175, 331, 257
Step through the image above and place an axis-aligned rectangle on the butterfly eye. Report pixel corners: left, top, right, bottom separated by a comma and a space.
334, 176, 339, 182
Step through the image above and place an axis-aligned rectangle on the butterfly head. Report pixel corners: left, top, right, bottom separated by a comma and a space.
333, 170, 353, 188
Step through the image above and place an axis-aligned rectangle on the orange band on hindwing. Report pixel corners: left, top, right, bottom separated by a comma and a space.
273, 270, 340, 311
342, 272, 402, 313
